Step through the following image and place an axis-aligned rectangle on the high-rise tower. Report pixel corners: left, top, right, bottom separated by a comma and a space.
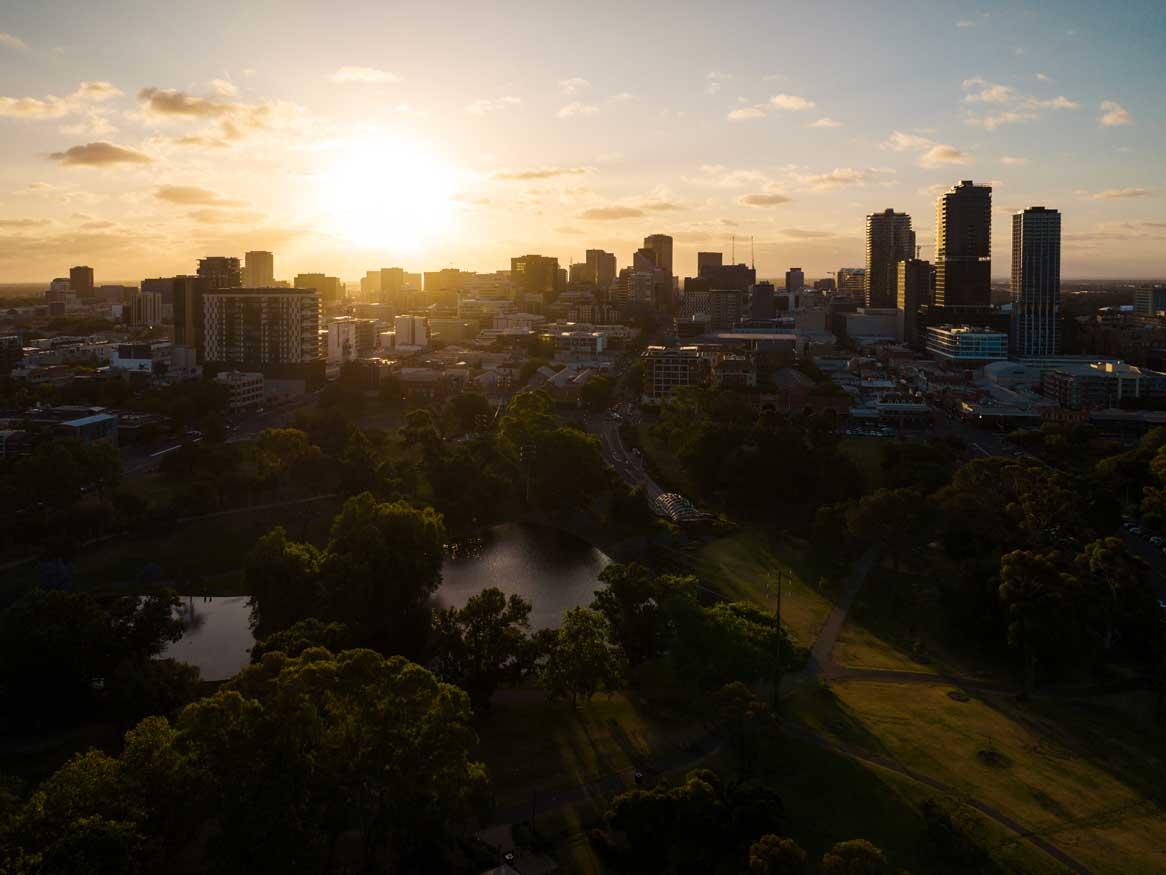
864, 209, 914, 308
1010, 207, 1061, 357
935, 181, 991, 311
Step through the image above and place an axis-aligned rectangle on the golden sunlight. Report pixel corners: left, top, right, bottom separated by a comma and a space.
314, 136, 459, 251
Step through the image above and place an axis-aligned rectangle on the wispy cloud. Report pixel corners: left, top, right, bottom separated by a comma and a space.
919, 144, 972, 167
49, 141, 153, 166
960, 77, 1078, 129
769, 93, 814, 110
705, 71, 732, 96
0, 32, 28, 51
558, 77, 590, 95
1035, 72, 1052, 82
801, 167, 894, 190
0, 81, 123, 120
155, 185, 246, 206
1000, 156, 1028, 166
1099, 99, 1132, 126
956, 19, 975, 28
881, 130, 934, 152
465, 96, 521, 115
1090, 187, 1150, 200
739, 193, 792, 207
807, 117, 842, 128
557, 101, 598, 118
579, 205, 644, 220
329, 66, 402, 84
727, 106, 766, 122
492, 166, 591, 181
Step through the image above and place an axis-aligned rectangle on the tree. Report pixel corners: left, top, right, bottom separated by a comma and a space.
846, 488, 930, 574
250, 618, 350, 662
748, 834, 807, 874
442, 391, 491, 435
998, 550, 1077, 696
670, 600, 794, 692
708, 683, 775, 777
580, 374, 614, 411
820, 839, 891, 875
591, 563, 678, 666
1076, 537, 1152, 652
430, 588, 535, 712
540, 608, 626, 705
320, 492, 446, 657
244, 525, 323, 635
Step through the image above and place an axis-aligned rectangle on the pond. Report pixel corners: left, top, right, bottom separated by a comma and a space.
162, 523, 611, 681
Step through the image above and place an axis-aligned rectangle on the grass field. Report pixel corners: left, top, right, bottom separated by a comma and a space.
794, 680, 1166, 875
690, 528, 835, 648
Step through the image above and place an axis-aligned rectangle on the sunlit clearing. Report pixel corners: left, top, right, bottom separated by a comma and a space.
315, 136, 459, 251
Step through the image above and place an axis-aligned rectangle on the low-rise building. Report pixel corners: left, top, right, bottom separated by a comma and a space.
1041, 361, 1166, 410
215, 370, 265, 410
924, 325, 1008, 366
641, 345, 711, 400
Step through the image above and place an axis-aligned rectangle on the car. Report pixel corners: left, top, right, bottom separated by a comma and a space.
1152, 536, 1166, 547
1131, 527, 1143, 535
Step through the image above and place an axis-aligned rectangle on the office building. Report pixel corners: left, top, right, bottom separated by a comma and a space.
197, 256, 242, 289
585, 249, 617, 289
697, 252, 723, 276
394, 314, 428, 349
327, 317, 358, 364
172, 275, 207, 366
1010, 207, 1062, 357
836, 268, 865, 297
1041, 361, 1166, 410
814, 277, 836, 292
696, 263, 756, 292
1134, 285, 1166, 317
750, 282, 776, 320
202, 287, 321, 370
865, 209, 915, 309
896, 259, 933, 348
294, 273, 342, 304
243, 251, 274, 287
360, 270, 382, 297
139, 277, 176, 325
511, 254, 560, 301
69, 266, 94, 299
785, 267, 805, 312
641, 346, 711, 399
215, 371, 265, 411
924, 325, 1007, 365
644, 234, 674, 276
935, 181, 992, 311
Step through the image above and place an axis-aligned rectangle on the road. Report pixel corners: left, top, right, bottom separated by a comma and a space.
586, 413, 664, 500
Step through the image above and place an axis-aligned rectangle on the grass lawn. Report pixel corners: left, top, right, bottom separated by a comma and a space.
474, 690, 700, 811
833, 618, 939, 673
837, 436, 886, 492
798, 680, 1166, 875
9, 497, 343, 596
690, 528, 835, 648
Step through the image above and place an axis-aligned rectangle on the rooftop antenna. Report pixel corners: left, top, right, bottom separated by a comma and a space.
751, 236, 755, 270
731, 234, 735, 264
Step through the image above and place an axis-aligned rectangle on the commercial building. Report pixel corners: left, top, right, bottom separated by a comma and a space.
69, 265, 94, 299
1011, 207, 1061, 357
697, 252, 723, 276
935, 181, 991, 311
327, 317, 358, 364
643, 234, 674, 276
641, 346, 710, 400
243, 251, 274, 287
836, 268, 865, 297
0, 336, 22, 374
294, 273, 342, 304
215, 370, 265, 410
172, 275, 206, 366
865, 209, 915, 309
541, 330, 608, 357
110, 341, 170, 373
511, 254, 560, 301
1134, 284, 1166, 317
585, 249, 617, 290
138, 277, 175, 325
696, 262, 755, 292
750, 282, 776, 320
1041, 361, 1166, 410
681, 288, 746, 329
197, 256, 242, 289
924, 325, 1007, 365
896, 259, 933, 348
202, 287, 322, 373
394, 314, 428, 349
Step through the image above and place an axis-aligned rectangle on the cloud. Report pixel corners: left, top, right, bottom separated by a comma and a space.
579, 206, 645, 220
557, 101, 599, 118
608, 92, 635, 103
209, 78, 239, 97
188, 208, 265, 224
554, 225, 583, 235
0, 32, 28, 51
684, 165, 769, 187
329, 66, 401, 84
965, 110, 1034, 130
1090, 188, 1150, 200
882, 130, 934, 152
782, 228, 840, 239
739, 193, 791, 207
919, 144, 972, 167
138, 87, 235, 118
1099, 99, 1131, 126
802, 167, 893, 190
48, 141, 152, 166
155, 185, 246, 206
727, 106, 766, 121
705, 71, 732, 96
559, 77, 590, 95
962, 77, 1014, 104
492, 166, 591, 180
73, 81, 122, 102
808, 117, 842, 128
1036, 72, 1052, 82
173, 134, 230, 148
465, 96, 521, 115
638, 199, 684, 212
769, 93, 814, 110
0, 95, 70, 119
1000, 155, 1028, 166
1033, 95, 1078, 109
0, 218, 51, 229
956, 19, 975, 28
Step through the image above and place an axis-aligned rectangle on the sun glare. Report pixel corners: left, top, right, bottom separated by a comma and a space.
315, 136, 459, 251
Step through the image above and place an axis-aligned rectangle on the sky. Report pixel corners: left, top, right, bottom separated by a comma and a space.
0, 0, 1163, 284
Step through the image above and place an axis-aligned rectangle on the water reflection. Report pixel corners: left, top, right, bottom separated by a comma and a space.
164, 523, 610, 679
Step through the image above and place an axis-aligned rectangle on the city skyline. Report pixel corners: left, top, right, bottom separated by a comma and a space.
0, 0, 1163, 282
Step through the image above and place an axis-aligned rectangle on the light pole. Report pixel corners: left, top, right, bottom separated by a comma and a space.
772, 570, 783, 711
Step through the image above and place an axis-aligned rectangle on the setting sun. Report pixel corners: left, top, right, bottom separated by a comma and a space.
315, 136, 459, 251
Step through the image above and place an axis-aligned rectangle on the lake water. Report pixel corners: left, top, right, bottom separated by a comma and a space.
163, 523, 611, 681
